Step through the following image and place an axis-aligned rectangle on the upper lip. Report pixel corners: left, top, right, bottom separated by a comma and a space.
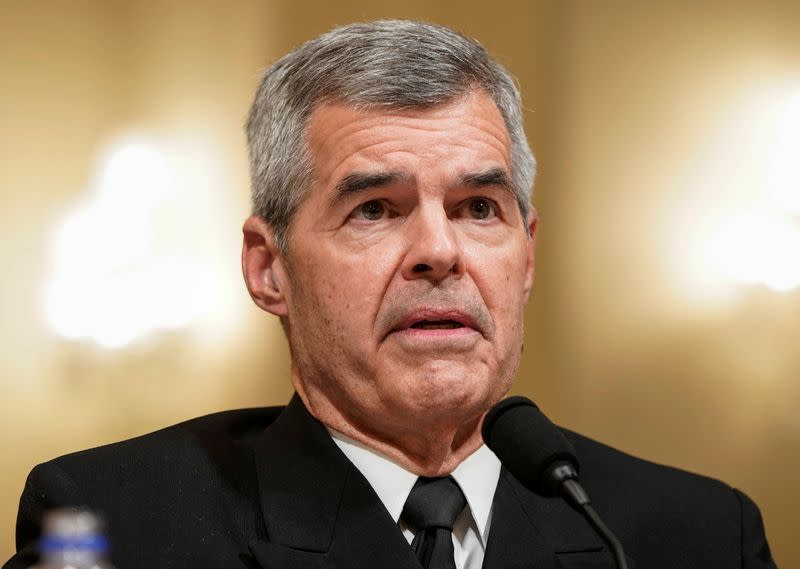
392, 308, 478, 332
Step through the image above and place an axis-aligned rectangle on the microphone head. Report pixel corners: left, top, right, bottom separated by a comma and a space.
482, 396, 579, 497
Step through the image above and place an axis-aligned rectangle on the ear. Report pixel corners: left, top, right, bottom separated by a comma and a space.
242, 215, 289, 317
522, 207, 538, 302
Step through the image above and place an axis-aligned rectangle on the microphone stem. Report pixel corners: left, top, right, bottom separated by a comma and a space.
560, 480, 628, 569
580, 503, 629, 569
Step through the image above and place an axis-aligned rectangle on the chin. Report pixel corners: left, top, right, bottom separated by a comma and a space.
404, 367, 495, 416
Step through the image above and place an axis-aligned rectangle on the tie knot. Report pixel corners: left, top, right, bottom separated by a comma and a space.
402, 477, 466, 532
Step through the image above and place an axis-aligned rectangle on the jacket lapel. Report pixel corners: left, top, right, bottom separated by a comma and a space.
483, 469, 614, 569
249, 395, 421, 569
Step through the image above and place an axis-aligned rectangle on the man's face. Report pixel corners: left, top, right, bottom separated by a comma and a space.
247, 91, 536, 441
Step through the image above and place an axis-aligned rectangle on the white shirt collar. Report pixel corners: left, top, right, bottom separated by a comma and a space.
328, 429, 502, 544
451, 443, 501, 541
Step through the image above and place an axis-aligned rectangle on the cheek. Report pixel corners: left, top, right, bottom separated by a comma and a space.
473, 244, 530, 307
473, 247, 530, 355
292, 249, 390, 336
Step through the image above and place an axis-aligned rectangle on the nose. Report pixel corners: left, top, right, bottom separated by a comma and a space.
401, 207, 464, 282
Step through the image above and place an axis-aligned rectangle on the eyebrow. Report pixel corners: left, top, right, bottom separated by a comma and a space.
331, 171, 409, 204
329, 167, 513, 205
457, 168, 514, 193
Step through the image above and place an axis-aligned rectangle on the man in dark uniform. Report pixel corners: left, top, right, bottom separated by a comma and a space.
7, 20, 777, 569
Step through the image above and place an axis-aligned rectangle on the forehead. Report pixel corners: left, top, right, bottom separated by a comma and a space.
303, 91, 512, 192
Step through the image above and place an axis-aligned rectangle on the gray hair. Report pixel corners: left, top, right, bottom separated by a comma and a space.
246, 19, 536, 252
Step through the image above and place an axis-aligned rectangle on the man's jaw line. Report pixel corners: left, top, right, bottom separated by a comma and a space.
320, 397, 486, 476
292, 366, 492, 476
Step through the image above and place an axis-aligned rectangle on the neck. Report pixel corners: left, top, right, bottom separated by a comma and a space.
294, 384, 486, 477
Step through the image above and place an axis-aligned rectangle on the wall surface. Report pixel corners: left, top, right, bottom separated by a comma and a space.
1, 1, 797, 565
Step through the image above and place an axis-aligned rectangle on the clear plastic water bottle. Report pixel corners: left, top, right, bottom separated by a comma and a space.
33, 509, 114, 569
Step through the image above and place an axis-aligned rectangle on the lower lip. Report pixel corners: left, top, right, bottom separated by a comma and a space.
401, 326, 475, 336
389, 326, 480, 349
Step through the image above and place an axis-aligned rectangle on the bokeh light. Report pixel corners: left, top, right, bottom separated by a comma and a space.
680, 85, 800, 297
705, 209, 800, 293
766, 91, 800, 216
45, 136, 234, 348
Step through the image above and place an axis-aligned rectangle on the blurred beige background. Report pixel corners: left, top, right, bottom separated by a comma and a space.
1, 0, 798, 565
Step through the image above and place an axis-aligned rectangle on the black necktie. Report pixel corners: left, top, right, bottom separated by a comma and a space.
402, 476, 467, 569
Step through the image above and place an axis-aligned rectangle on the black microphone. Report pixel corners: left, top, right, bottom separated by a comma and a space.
482, 396, 629, 569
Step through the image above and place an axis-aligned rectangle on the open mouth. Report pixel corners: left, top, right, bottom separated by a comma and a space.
409, 320, 465, 330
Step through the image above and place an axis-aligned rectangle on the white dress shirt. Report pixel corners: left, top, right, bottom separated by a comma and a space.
329, 429, 502, 569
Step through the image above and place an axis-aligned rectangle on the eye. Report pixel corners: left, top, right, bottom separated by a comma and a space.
465, 197, 496, 220
354, 199, 386, 221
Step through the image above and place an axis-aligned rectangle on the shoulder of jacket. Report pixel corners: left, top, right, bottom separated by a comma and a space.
36, 405, 287, 475
562, 427, 735, 499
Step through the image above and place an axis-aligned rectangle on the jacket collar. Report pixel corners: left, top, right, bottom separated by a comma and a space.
249, 394, 421, 569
